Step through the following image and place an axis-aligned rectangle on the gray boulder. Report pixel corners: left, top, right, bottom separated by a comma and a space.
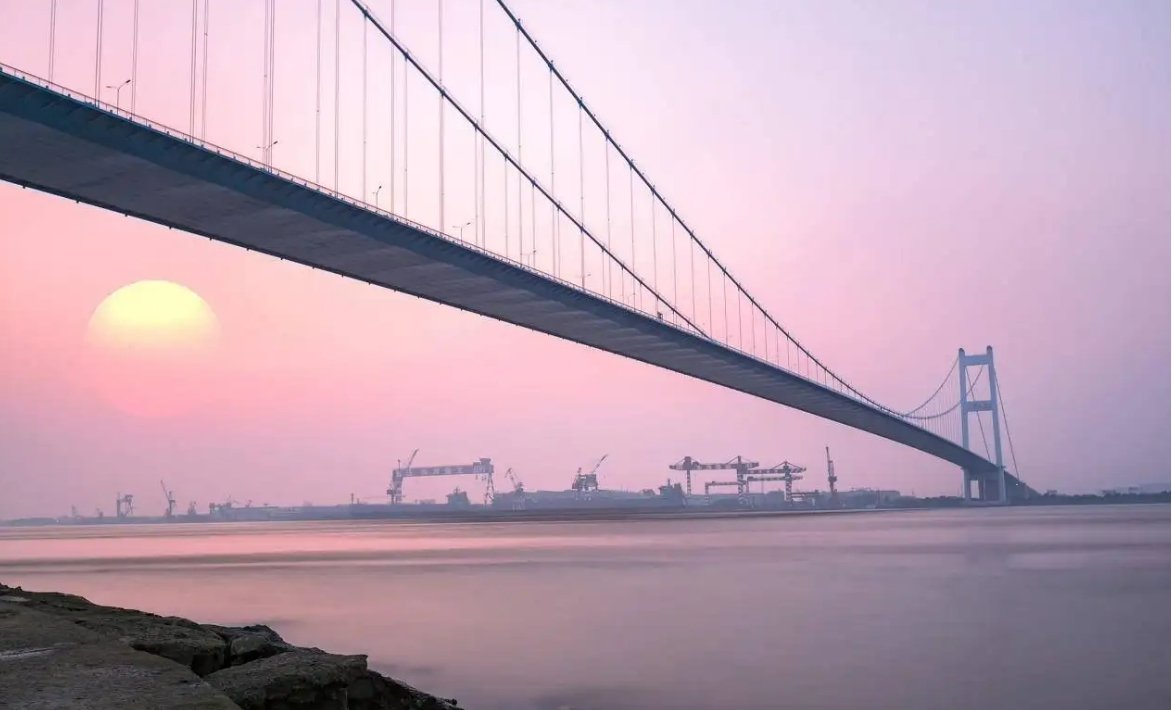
0, 584, 227, 675
206, 649, 367, 709
205, 623, 294, 666
206, 649, 462, 710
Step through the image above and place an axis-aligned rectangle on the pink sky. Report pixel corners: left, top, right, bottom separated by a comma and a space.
0, 0, 1168, 518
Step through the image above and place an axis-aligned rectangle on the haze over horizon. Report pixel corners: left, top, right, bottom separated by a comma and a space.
1, 0, 1168, 519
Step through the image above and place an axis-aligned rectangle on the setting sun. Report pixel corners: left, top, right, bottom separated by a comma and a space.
84, 280, 221, 417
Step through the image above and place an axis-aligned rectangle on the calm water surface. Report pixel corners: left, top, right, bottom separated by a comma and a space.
1, 505, 1167, 710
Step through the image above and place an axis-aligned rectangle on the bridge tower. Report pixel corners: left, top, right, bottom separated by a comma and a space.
959, 346, 1006, 503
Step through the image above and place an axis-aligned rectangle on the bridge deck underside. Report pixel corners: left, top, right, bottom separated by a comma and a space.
0, 71, 1010, 479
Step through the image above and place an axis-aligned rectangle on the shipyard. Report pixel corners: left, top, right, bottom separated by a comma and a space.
8, 447, 922, 526
7, 447, 1164, 528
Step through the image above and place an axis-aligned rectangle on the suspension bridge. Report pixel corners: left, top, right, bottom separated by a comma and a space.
0, 0, 1028, 502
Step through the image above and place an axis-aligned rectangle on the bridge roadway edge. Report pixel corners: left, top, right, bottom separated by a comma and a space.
0, 68, 1002, 478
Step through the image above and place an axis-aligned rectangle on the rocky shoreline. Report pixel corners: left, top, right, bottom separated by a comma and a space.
0, 582, 461, 709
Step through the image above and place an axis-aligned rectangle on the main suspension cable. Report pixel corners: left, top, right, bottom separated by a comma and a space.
900, 356, 960, 418
996, 375, 1023, 480
492, 0, 947, 417
905, 365, 983, 421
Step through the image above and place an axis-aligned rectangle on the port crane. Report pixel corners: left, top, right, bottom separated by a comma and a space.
571, 454, 608, 496
500, 468, 526, 510
388, 450, 495, 504
826, 447, 839, 507
745, 461, 807, 502
504, 468, 524, 494
670, 456, 758, 497
115, 493, 134, 519
160, 480, 176, 518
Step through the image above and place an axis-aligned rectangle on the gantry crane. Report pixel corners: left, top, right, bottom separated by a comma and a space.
388, 450, 495, 504
670, 456, 758, 497
703, 479, 743, 496
160, 480, 176, 518
745, 461, 807, 502
571, 454, 608, 496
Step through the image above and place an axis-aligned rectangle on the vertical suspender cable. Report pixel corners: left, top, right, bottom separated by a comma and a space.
189, 0, 198, 134
605, 142, 612, 299
578, 103, 584, 287
477, 0, 484, 247
689, 229, 696, 330
752, 302, 757, 356
514, 22, 522, 260
403, 38, 409, 216
334, 0, 340, 191
362, 17, 367, 201
650, 192, 658, 295
268, 1, 276, 160
48, 0, 58, 82
723, 274, 728, 344
471, 117, 478, 245
262, 0, 270, 160
389, 0, 395, 211
315, 0, 322, 183
515, 36, 522, 259
738, 292, 743, 350
530, 174, 537, 266
671, 216, 678, 323
438, 0, 445, 232
503, 151, 509, 257
549, 68, 556, 277
201, 0, 210, 138
95, 0, 104, 98
130, 0, 138, 110
707, 255, 713, 338
520, 21, 533, 264
628, 168, 635, 308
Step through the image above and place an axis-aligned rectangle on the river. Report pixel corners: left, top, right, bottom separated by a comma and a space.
0, 505, 1167, 710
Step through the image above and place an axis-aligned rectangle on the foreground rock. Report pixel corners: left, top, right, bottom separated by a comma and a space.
0, 583, 461, 710
0, 600, 238, 710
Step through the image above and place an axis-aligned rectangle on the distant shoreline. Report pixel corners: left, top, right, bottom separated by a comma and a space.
3, 496, 1168, 528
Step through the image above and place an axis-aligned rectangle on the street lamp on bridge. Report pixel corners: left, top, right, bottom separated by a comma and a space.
105, 78, 130, 110
255, 140, 279, 165
451, 219, 472, 242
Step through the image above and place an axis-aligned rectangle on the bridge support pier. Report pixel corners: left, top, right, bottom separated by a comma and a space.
962, 468, 1004, 503
959, 346, 1007, 504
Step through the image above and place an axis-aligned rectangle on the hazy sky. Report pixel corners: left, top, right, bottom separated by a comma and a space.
0, 0, 1168, 518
